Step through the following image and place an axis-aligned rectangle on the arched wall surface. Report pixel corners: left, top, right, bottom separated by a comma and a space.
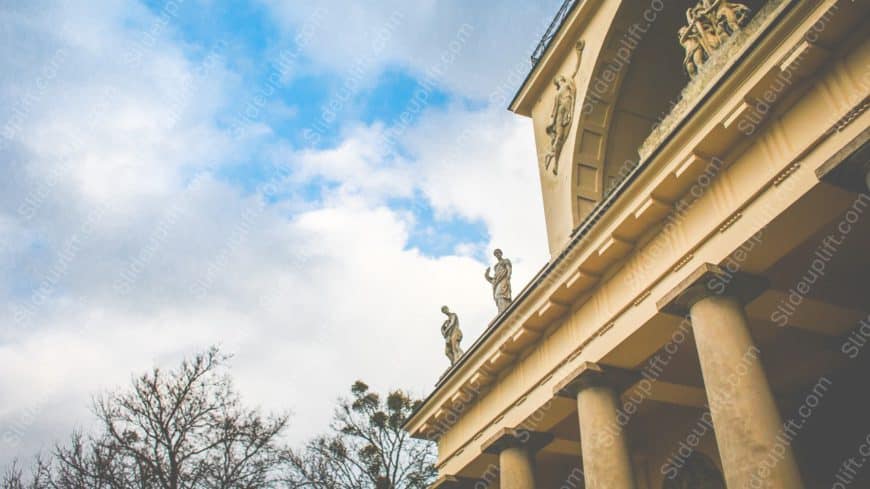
529, 0, 624, 257
531, 0, 765, 257
570, 0, 691, 230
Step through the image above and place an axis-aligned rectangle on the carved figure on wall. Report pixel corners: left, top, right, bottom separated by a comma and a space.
543, 75, 575, 176
542, 40, 584, 176
705, 0, 751, 36
571, 39, 585, 77
484, 248, 512, 314
685, 5, 720, 59
679, 0, 751, 78
440, 306, 463, 366
678, 26, 705, 78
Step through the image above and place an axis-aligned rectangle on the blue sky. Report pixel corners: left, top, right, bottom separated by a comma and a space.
138, 0, 483, 257
0, 0, 560, 464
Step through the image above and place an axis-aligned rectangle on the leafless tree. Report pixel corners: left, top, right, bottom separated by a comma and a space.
1, 459, 50, 489
283, 381, 435, 489
2, 348, 288, 489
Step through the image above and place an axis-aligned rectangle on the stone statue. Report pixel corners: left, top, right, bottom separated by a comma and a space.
679, 0, 751, 78
484, 248, 512, 314
543, 74, 575, 176
704, 0, 751, 36
440, 306, 463, 366
679, 26, 705, 78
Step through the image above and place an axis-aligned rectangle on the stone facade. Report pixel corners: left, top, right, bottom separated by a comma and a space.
406, 1, 870, 487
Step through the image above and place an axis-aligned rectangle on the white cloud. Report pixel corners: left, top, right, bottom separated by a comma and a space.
294, 124, 415, 203
409, 105, 549, 266
0, 0, 551, 469
260, 0, 564, 98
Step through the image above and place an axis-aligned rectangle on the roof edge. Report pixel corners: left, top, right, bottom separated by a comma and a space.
508, 0, 596, 116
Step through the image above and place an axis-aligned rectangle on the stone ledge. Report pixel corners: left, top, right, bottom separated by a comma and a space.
481, 428, 554, 455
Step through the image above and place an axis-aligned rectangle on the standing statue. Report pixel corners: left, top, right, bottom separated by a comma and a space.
484, 249, 513, 315
440, 306, 463, 366
543, 74, 576, 176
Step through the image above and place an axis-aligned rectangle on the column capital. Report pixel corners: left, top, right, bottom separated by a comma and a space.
481, 428, 553, 455
554, 362, 638, 398
657, 263, 768, 316
429, 475, 483, 489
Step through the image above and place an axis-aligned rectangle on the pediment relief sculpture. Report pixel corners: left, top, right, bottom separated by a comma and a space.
679, 0, 751, 78
543, 40, 584, 176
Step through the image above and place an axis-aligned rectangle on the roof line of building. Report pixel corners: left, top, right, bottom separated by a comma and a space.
509, 0, 586, 112
406, 0, 799, 436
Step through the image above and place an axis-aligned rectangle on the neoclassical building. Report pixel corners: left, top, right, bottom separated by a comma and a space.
405, 0, 869, 488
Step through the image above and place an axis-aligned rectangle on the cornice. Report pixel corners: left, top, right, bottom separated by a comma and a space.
509, 0, 602, 116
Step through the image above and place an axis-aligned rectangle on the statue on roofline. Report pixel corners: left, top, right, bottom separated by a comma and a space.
440, 306, 463, 366
484, 248, 513, 315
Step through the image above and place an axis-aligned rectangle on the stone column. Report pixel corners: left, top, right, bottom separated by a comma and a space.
658, 263, 804, 489
481, 429, 552, 489
555, 362, 637, 489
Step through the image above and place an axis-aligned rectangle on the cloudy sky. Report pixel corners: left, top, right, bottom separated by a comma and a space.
0, 0, 562, 465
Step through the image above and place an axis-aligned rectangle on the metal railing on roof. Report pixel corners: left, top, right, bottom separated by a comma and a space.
531, 0, 583, 65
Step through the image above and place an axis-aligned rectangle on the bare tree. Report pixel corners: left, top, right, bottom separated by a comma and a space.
2, 348, 288, 489
283, 381, 435, 489
1, 459, 50, 489
91, 348, 287, 489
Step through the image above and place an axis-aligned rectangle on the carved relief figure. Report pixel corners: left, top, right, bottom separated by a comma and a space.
484, 248, 512, 314
684, 5, 719, 61
542, 40, 584, 176
678, 26, 705, 78
440, 306, 463, 365
679, 0, 751, 78
543, 75, 575, 176
705, 0, 751, 36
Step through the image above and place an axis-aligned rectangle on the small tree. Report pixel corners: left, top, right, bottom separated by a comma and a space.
284, 381, 435, 489
1, 459, 50, 489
